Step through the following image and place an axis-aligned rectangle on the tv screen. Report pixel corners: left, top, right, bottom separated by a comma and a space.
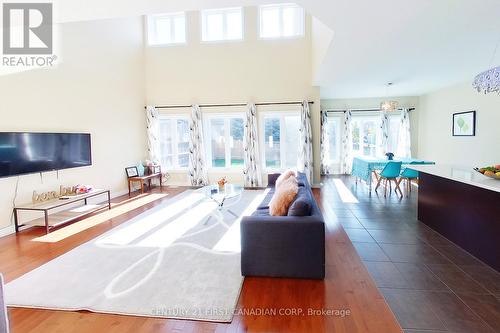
0, 132, 92, 178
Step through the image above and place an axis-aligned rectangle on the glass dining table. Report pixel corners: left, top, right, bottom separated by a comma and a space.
351, 157, 435, 191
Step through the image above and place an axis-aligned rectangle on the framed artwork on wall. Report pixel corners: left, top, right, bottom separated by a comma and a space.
452, 111, 476, 136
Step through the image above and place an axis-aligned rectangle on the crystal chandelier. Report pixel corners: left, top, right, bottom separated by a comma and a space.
472, 66, 500, 94
472, 36, 500, 94
380, 83, 399, 112
380, 100, 399, 112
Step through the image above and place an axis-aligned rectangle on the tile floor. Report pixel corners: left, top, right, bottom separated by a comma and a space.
321, 176, 500, 333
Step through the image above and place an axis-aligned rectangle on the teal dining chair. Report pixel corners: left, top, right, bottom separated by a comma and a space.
397, 164, 419, 196
375, 161, 403, 197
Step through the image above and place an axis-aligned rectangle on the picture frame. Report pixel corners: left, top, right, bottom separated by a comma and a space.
452, 111, 476, 136
125, 166, 139, 178
153, 165, 161, 174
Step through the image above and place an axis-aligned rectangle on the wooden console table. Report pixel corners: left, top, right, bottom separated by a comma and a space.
14, 189, 111, 234
128, 173, 162, 196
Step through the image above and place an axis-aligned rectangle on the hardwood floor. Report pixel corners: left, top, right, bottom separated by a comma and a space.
0, 183, 402, 333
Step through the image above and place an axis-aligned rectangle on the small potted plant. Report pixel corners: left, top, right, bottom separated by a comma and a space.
218, 177, 227, 191
385, 152, 394, 160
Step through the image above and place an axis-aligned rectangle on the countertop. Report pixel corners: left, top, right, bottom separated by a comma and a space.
408, 164, 500, 193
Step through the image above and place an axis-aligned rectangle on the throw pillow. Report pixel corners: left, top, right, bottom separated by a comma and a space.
275, 169, 297, 188
269, 176, 298, 216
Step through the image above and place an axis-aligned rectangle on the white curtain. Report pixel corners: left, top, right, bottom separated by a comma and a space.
298, 100, 313, 182
188, 104, 208, 186
320, 109, 331, 175
146, 105, 161, 164
379, 110, 390, 155
341, 110, 353, 174
243, 103, 262, 187
396, 108, 412, 158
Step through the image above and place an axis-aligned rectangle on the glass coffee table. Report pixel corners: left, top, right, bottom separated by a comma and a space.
198, 184, 243, 224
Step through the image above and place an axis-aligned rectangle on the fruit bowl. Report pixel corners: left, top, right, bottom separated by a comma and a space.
474, 166, 500, 180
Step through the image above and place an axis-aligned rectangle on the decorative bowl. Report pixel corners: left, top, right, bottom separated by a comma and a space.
474, 167, 500, 180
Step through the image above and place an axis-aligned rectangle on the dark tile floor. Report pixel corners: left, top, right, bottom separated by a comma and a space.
321, 175, 500, 333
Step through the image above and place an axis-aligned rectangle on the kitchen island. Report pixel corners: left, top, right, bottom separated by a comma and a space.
409, 164, 500, 272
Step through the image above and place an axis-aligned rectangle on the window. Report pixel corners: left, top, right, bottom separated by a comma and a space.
159, 116, 190, 169
147, 12, 186, 45
205, 114, 245, 168
261, 113, 300, 169
201, 7, 243, 42
327, 115, 341, 163
259, 3, 304, 39
351, 115, 379, 158
387, 115, 401, 153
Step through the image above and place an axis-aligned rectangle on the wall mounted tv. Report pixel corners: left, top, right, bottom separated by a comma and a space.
0, 132, 92, 178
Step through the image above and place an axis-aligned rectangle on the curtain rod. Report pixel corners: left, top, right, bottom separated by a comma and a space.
324, 107, 415, 113
146, 101, 314, 109
149, 101, 313, 109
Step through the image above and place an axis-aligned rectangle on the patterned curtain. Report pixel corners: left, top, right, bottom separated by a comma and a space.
146, 106, 161, 163
320, 109, 331, 175
340, 110, 353, 174
396, 108, 412, 158
243, 103, 262, 187
379, 110, 390, 156
298, 100, 313, 182
188, 104, 208, 186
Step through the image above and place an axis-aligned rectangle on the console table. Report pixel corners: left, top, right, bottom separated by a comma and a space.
14, 189, 111, 234
127, 173, 162, 196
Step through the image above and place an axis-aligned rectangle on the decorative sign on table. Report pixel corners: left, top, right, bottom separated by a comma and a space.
452, 111, 476, 136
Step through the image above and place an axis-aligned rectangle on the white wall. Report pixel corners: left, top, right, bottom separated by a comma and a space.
418, 81, 500, 167
0, 17, 146, 232
145, 7, 321, 185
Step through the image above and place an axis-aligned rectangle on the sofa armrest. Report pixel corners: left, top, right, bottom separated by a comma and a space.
267, 173, 281, 187
240, 216, 325, 279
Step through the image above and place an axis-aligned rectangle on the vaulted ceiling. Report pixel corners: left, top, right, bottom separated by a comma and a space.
41, 0, 500, 98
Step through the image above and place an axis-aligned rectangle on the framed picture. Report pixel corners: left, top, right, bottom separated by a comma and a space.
125, 166, 139, 178
452, 111, 476, 136
153, 165, 161, 174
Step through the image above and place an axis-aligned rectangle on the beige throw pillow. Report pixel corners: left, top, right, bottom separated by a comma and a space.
275, 169, 297, 188
269, 176, 299, 216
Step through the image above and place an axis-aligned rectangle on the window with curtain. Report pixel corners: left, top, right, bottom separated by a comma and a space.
204, 114, 245, 168
259, 3, 305, 38
147, 12, 186, 45
327, 115, 341, 164
351, 115, 379, 158
201, 7, 243, 42
261, 112, 300, 169
159, 116, 190, 169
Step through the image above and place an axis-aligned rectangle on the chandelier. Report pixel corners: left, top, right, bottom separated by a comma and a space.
472, 66, 500, 94
380, 82, 399, 112
380, 100, 399, 112
473, 36, 500, 94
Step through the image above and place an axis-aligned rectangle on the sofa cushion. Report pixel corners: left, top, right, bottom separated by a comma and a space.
257, 189, 274, 209
251, 207, 270, 217
269, 176, 298, 216
288, 186, 313, 216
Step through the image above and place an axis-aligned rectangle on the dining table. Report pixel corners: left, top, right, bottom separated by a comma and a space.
351, 156, 435, 191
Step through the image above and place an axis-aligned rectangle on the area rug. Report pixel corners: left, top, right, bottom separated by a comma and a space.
5, 189, 266, 322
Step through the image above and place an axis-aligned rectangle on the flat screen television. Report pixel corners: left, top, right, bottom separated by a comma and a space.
0, 132, 92, 178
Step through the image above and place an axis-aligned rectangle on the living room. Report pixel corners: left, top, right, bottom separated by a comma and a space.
1, 1, 499, 332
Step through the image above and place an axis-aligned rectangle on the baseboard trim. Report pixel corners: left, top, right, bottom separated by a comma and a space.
0, 225, 15, 238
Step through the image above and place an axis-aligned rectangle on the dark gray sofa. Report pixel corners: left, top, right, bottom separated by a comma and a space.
240, 172, 325, 279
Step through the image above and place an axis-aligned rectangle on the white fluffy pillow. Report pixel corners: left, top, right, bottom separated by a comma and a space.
269, 176, 299, 216
275, 169, 297, 188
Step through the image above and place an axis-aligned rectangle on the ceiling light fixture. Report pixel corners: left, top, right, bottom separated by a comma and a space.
380, 83, 399, 112
472, 36, 500, 94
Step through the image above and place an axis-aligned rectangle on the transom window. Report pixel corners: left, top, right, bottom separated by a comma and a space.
159, 116, 190, 169
205, 114, 245, 168
147, 12, 186, 45
201, 7, 243, 42
259, 3, 305, 39
261, 112, 300, 169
